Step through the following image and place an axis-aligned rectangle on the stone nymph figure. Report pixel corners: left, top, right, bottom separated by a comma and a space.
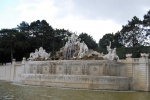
103, 42, 119, 61
29, 47, 51, 60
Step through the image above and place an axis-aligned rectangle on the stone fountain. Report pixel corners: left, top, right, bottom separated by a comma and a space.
1, 33, 149, 91
18, 33, 132, 91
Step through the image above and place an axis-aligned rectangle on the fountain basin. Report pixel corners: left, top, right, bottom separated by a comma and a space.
20, 60, 130, 90
20, 74, 130, 90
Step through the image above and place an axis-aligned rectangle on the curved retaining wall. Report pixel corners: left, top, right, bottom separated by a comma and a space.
24, 60, 126, 76
21, 74, 130, 90
20, 60, 131, 90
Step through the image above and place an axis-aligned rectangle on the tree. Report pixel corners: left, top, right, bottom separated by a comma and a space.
29, 20, 53, 50
78, 33, 98, 50
52, 29, 71, 51
143, 10, 150, 46
17, 21, 30, 33
120, 16, 146, 47
114, 31, 124, 48
0, 29, 29, 62
143, 10, 150, 27
98, 33, 114, 48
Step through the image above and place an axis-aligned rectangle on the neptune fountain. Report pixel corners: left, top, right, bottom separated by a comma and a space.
1, 33, 149, 91
17, 33, 132, 91
28, 33, 119, 61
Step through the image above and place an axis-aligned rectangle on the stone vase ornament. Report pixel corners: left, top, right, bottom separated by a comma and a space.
126, 54, 132, 58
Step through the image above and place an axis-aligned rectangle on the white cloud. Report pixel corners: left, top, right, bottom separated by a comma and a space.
16, 0, 58, 22
14, 0, 121, 42
4, 0, 147, 42
51, 15, 121, 42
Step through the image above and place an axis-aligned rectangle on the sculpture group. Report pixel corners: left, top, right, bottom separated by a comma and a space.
29, 47, 51, 60
28, 33, 119, 61
62, 33, 89, 59
103, 42, 119, 61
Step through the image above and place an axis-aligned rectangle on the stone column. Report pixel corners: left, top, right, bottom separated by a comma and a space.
125, 54, 133, 77
21, 57, 26, 73
139, 54, 149, 91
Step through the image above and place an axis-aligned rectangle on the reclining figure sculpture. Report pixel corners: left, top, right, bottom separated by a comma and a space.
29, 47, 51, 60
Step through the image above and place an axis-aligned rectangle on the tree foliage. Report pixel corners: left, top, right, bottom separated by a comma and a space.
99, 33, 114, 48
98, 11, 150, 57
0, 29, 29, 62
143, 10, 150, 27
120, 16, 144, 47
143, 10, 150, 45
98, 32, 123, 52
78, 33, 98, 50
99, 13, 150, 48
0, 20, 73, 63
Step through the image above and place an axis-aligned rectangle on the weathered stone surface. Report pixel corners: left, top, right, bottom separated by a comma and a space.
21, 74, 130, 90
19, 60, 131, 90
25, 60, 124, 76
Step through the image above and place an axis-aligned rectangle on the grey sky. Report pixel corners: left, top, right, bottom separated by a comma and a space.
0, 0, 150, 42
54, 0, 150, 24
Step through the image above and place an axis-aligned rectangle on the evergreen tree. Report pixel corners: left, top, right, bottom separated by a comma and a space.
143, 10, 150, 46
0, 29, 28, 62
78, 33, 98, 50
120, 16, 146, 47
98, 33, 114, 48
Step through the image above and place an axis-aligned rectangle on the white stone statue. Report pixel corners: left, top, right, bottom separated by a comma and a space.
70, 33, 78, 43
63, 40, 71, 59
140, 53, 149, 58
28, 47, 51, 60
126, 54, 132, 58
78, 41, 88, 58
103, 42, 112, 60
111, 48, 119, 61
62, 33, 89, 59
103, 42, 119, 61
29, 49, 39, 60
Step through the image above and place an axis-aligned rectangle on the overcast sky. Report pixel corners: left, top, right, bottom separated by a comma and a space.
0, 0, 150, 42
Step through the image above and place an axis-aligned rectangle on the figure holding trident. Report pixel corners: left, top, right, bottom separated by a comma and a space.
107, 42, 111, 51
103, 41, 120, 61
103, 41, 112, 60
106, 41, 112, 60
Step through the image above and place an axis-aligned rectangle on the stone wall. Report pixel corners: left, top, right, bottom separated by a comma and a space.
20, 74, 130, 90
130, 57, 150, 91
19, 60, 131, 91
0, 60, 22, 82
26, 60, 125, 77
20, 58, 150, 91
0, 57, 150, 91
0, 64, 11, 81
